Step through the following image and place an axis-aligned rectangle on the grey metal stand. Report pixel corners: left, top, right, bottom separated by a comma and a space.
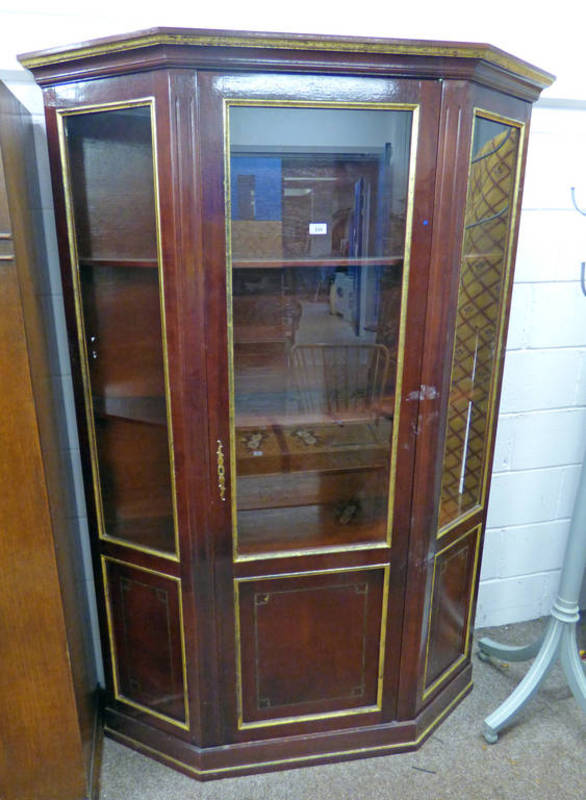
478, 452, 586, 743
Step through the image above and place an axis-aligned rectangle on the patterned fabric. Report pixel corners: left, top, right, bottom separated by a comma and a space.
438, 124, 520, 530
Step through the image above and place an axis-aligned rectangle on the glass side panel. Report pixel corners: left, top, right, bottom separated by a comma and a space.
65, 107, 176, 555
227, 105, 413, 556
438, 115, 521, 531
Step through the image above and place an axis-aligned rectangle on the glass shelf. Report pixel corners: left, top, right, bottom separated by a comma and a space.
232, 256, 403, 269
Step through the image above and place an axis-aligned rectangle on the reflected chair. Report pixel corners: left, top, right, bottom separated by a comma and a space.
290, 342, 390, 421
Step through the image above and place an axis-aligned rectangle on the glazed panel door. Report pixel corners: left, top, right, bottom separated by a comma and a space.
400, 82, 532, 718
42, 71, 211, 745
198, 71, 441, 741
48, 82, 194, 738
227, 102, 414, 559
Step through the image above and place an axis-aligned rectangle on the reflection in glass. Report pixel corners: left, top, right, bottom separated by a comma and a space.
438, 116, 521, 530
228, 106, 412, 555
65, 107, 176, 554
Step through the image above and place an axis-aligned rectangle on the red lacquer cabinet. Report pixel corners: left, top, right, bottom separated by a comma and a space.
20, 29, 553, 779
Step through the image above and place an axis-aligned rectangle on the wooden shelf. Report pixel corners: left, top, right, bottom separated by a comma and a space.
235, 409, 394, 427
104, 514, 175, 552
236, 419, 391, 476
79, 257, 158, 269
237, 501, 387, 555
92, 395, 166, 426
238, 461, 387, 514
238, 446, 388, 477
232, 256, 403, 269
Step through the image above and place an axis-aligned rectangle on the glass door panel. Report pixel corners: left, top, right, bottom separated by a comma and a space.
227, 105, 414, 556
63, 105, 176, 556
438, 114, 522, 532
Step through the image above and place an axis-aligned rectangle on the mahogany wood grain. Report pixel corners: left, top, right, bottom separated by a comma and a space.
104, 559, 186, 723
102, 662, 472, 780
424, 527, 480, 688
396, 79, 476, 719
238, 569, 384, 722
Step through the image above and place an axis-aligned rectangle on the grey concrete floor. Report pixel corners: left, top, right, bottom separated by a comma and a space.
98, 618, 586, 800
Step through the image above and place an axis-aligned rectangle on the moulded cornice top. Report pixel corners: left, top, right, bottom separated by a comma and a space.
18, 26, 555, 97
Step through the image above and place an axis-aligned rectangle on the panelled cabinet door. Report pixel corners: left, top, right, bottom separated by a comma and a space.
197, 72, 441, 738
407, 87, 532, 712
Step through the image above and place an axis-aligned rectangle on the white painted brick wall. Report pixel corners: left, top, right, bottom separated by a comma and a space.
478, 105, 586, 626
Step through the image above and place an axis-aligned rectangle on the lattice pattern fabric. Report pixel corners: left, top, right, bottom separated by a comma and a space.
438, 124, 520, 530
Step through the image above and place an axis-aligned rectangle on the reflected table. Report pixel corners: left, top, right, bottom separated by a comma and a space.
478, 453, 586, 742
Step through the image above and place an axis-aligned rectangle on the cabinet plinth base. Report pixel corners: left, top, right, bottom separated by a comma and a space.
103, 668, 472, 781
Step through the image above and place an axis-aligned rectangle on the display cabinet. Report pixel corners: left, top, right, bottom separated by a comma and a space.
19, 29, 553, 779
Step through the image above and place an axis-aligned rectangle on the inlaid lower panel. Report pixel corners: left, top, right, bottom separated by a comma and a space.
102, 558, 188, 727
236, 568, 387, 727
423, 527, 480, 697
